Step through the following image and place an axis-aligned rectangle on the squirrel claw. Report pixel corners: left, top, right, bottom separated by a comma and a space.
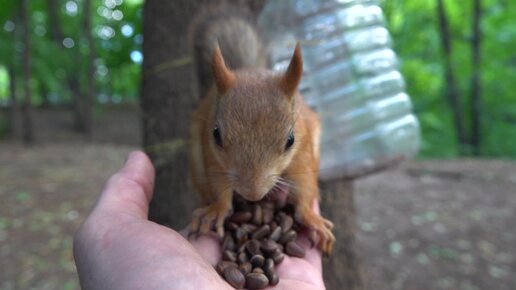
296, 209, 335, 255
190, 205, 228, 238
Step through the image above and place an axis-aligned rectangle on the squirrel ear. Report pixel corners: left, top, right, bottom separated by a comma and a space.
279, 42, 303, 99
212, 44, 236, 94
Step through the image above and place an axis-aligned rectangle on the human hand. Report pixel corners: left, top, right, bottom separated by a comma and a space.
73, 151, 325, 290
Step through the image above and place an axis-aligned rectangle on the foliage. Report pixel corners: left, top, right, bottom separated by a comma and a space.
0, 0, 143, 106
382, 0, 516, 158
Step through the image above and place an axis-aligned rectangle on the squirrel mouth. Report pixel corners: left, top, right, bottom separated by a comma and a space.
263, 182, 289, 204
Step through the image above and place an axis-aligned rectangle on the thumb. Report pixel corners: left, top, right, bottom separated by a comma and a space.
93, 151, 155, 219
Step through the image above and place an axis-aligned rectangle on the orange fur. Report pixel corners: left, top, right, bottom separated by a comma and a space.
189, 44, 335, 253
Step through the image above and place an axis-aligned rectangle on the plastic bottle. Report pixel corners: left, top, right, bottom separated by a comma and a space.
258, 0, 420, 180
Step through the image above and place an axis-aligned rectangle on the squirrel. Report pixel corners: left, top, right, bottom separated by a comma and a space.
188, 4, 335, 254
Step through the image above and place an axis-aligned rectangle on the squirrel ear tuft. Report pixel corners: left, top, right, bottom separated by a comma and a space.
279, 42, 303, 99
212, 44, 236, 95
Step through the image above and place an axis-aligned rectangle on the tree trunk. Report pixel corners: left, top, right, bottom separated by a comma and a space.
320, 180, 365, 290
437, 0, 467, 153
40, 85, 50, 107
48, 0, 87, 134
470, 0, 482, 155
21, 0, 34, 145
141, 0, 203, 228
82, 0, 95, 138
8, 65, 18, 137
48, 0, 64, 42
70, 76, 86, 132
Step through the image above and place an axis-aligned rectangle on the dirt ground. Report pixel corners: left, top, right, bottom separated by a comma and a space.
0, 108, 515, 290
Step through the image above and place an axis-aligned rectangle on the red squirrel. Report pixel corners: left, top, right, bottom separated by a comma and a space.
188, 5, 335, 254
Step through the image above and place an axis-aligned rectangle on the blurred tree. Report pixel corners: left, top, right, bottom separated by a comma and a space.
21, 0, 33, 144
8, 65, 18, 136
82, 0, 95, 137
437, 0, 467, 153
470, 0, 482, 155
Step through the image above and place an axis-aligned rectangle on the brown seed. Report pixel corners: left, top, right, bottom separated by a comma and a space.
269, 221, 278, 232
241, 223, 258, 233
223, 250, 237, 262
262, 208, 273, 224
235, 228, 248, 245
222, 235, 235, 251
252, 225, 270, 240
250, 254, 265, 268
263, 258, 274, 272
275, 211, 286, 222
246, 239, 261, 256
253, 267, 265, 274
216, 261, 237, 275
286, 241, 306, 258
308, 229, 318, 247
260, 239, 279, 255
263, 259, 278, 286
272, 250, 285, 264
280, 215, 294, 233
252, 204, 263, 225
231, 211, 253, 223
245, 273, 269, 290
225, 222, 239, 231
269, 226, 282, 242
277, 243, 284, 253
279, 229, 297, 244
224, 266, 246, 289
238, 251, 248, 264
238, 262, 252, 275
260, 200, 274, 210
238, 241, 248, 254
268, 271, 279, 286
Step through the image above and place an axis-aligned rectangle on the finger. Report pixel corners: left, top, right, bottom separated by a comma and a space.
93, 151, 156, 219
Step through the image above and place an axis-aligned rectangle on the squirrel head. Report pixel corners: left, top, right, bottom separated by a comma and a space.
208, 43, 304, 201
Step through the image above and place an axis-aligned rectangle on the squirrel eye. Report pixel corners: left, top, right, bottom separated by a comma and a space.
213, 127, 223, 147
285, 131, 295, 151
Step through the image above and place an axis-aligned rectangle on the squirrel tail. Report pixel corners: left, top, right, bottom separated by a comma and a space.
189, 4, 267, 97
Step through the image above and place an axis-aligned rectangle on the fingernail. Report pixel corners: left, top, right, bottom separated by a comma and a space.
125, 151, 137, 164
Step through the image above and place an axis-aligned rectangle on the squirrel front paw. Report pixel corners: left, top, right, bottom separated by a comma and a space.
296, 209, 335, 254
191, 203, 230, 237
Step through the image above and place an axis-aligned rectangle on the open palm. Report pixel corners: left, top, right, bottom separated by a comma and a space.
74, 151, 325, 290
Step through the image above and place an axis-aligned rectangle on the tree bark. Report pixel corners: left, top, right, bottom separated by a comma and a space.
470, 0, 482, 155
8, 65, 18, 137
320, 180, 365, 290
437, 0, 467, 153
141, 0, 203, 228
21, 0, 34, 145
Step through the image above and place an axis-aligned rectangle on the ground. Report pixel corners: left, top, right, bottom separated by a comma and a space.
0, 108, 515, 290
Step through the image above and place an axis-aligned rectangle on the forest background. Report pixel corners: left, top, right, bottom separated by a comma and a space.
1, 0, 515, 158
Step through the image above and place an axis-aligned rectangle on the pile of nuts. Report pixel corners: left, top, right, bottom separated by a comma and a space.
216, 196, 307, 289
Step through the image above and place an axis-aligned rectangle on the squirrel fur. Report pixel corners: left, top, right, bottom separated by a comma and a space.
188, 4, 335, 254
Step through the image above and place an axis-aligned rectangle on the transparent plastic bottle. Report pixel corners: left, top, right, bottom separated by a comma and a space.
258, 0, 420, 180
